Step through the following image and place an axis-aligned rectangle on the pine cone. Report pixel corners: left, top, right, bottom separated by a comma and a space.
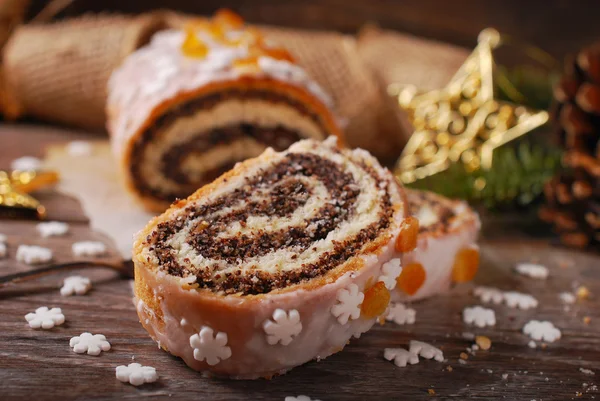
553, 44, 600, 157
540, 151, 599, 249
541, 43, 600, 249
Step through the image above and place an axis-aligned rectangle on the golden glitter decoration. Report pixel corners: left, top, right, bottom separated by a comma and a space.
392, 28, 549, 185
0, 170, 59, 219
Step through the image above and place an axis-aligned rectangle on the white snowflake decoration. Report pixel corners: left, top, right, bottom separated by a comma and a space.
37, 221, 69, 237
515, 263, 549, 279
331, 284, 364, 324
523, 320, 561, 343
285, 396, 321, 401
474, 286, 504, 304
60, 275, 92, 296
16, 245, 52, 265
409, 340, 444, 362
67, 141, 93, 156
463, 306, 496, 327
11, 156, 42, 171
385, 302, 416, 325
384, 348, 419, 367
0, 243, 6, 259
72, 241, 107, 257
378, 258, 402, 290
70, 332, 111, 355
116, 363, 158, 386
25, 306, 65, 329
190, 326, 232, 365
503, 291, 538, 310
559, 292, 576, 304
263, 309, 302, 345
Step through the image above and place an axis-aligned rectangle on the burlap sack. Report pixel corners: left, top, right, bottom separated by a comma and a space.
357, 25, 469, 147
2, 12, 166, 128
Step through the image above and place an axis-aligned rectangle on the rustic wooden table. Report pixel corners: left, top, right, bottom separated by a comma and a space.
0, 125, 599, 401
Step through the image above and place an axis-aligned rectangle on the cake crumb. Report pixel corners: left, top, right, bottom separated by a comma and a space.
428, 389, 436, 395
502, 373, 508, 380
577, 286, 591, 300
583, 316, 591, 325
446, 365, 453, 372
458, 359, 467, 365
476, 335, 492, 350
528, 340, 537, 349
460, 352, 469, 360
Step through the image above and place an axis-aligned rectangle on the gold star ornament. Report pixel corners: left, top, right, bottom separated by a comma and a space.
393, 28, 549, 185
0, 170, 59, 219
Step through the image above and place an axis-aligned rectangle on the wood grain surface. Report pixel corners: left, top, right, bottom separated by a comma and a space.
0, 125, 599, 401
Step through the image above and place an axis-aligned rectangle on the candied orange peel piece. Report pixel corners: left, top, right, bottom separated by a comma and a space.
395, 216, 419, 252
259, 46, 296, 63
181, 27, 208, 59
451, 246, 480, 282
232, 55, 261, 72
396, 262, 426, 295
361, 281, 390, 319
213, 9, 245, 30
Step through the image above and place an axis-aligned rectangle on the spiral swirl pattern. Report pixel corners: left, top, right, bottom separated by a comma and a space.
140, 138, 405, 295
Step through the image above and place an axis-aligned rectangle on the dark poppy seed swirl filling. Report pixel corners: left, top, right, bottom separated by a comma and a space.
142, 143, 398, 296
129, 89, 331, 202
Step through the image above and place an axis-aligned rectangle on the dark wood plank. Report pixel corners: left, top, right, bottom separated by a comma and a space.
1, 124, 599, 400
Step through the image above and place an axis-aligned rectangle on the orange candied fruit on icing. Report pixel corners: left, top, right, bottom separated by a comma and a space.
360, 281, 391, 319
213, 9, 245, 30
181, 27, 208, 58
395, 216, 419, 252
259, 46, 296, 63
451, 246, 480, 283
233, 55, 260, 70
396, 262, 426, 295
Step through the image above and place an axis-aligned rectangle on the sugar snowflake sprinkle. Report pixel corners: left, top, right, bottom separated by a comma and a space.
11, 156, 42, 171
60, 275, 92, 296
385, 302, 416, 325
331, 283, 364, 324
72, 241, 107, 257
116, 363, 158, 386
463, 306, 496, 328
70, 333, 111, 355
409, 340, 444, 362
384, 348, 419, 367
474, 286, 538, 310
25, 306, 65, 329
503, 291, 538, 310
190, 326, 232, 365
285, 396, 321, 401
559, 292, 576, 304
474, 286, 504, 304
37, 221, 69, 237
16, 245, 52, 265
378, 258, 402, 290
263, 309, 302, 345
515, 263, 549, 279
523, 320, 561, 343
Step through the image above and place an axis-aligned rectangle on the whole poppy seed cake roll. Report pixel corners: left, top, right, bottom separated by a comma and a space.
392, 189, 481, 302
107, 10, 342, 212
133, 137, 417, 379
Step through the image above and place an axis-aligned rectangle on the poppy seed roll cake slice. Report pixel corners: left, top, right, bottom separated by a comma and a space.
108, 10, 342, 212
392, 189, 481, 302
133, 137, 413, 379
